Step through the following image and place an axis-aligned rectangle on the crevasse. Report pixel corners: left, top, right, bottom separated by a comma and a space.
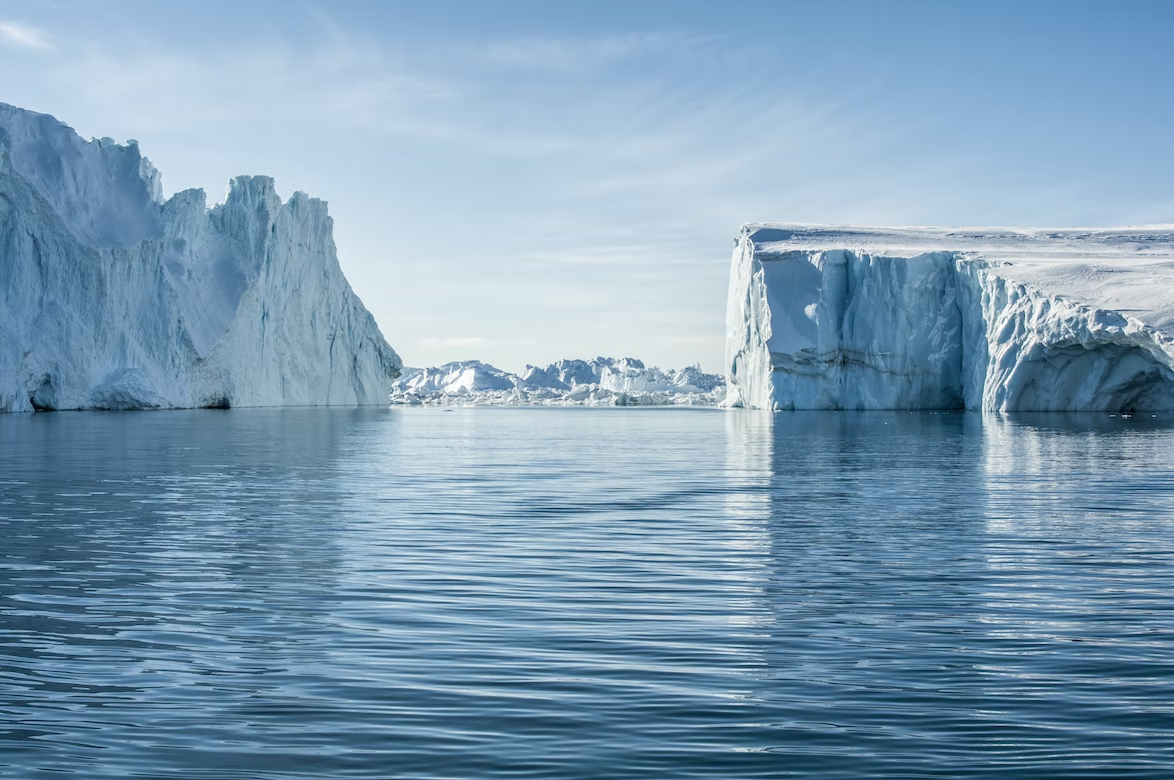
725, 224, 1174, 411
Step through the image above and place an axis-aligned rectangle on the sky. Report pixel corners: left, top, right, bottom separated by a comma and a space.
1, 0, 1172, 373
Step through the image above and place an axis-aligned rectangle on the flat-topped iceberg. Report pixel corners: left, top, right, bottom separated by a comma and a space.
0, 104, 400, 412
726, 224, 1174, 411
390, 357, 724, 406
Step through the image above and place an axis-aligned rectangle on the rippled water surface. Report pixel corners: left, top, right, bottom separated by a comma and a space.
3, 408, 1174, 778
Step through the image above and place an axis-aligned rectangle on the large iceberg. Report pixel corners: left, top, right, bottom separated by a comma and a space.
726, 224, 1174, 411
390, 357, 725, 406
0, 104, 400, 412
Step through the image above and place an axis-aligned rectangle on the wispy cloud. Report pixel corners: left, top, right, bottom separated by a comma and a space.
0, 21, 51, 51
472, 31, 716, 71
518, 239, 711, 267
418, 337, 490, 349
41, 38, 453, 138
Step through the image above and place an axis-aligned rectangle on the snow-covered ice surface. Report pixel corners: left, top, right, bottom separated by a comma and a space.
726, 224, 1174, 411
389, 358, 725, 406
0, 104, 400, 412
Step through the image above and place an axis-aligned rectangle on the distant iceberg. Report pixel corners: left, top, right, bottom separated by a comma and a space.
726, 224, 1174, 411
390, 358, 725, 406
0, 103, 400, 412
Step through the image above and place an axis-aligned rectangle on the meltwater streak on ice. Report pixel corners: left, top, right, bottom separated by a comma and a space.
4, 409, 1174, 778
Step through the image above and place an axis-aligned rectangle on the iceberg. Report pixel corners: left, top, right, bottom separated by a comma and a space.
726, 224, 1174, 411
0, 103, 400, 412
390, 358, 725, 406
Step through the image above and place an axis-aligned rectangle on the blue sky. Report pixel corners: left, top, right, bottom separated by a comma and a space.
2, 1, 1172, 373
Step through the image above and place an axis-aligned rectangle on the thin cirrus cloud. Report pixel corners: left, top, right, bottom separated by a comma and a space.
0, 20, 51, 50
418, 337, 490, 349
31, 39, 453, 142
13, 23, 883, 224
470, 31, 716, 71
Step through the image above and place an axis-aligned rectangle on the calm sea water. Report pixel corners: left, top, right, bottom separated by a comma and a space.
2, 407, 1174, 778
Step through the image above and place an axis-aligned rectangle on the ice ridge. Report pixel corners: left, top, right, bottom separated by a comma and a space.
390, 357, 725, 406
725, 224, 1174, 411
0, 103, 401, 412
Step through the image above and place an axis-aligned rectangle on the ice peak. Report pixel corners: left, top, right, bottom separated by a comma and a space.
225, 174, 281, 209
0, 103, 401, 413
0, 102, 164, 248
392, 358, 725, 406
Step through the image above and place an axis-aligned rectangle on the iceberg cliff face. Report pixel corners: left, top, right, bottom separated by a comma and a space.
726, 224, 1174, 411
0, 103, 400, 412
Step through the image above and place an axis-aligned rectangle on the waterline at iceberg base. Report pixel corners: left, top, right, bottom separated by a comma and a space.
725, 224, 1174, 411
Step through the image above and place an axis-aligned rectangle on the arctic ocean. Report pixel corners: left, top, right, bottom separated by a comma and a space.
4, 407, 1174, 779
